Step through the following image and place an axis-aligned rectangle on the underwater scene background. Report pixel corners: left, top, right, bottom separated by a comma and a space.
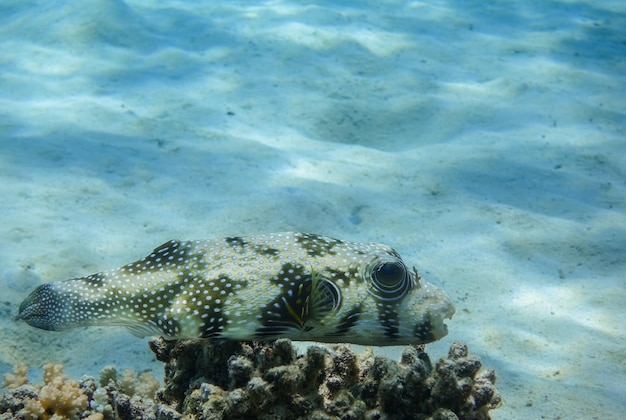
1, 0, 625, 418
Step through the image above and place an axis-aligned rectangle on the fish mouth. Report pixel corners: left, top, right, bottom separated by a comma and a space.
434, 300, 456, 339
434, 315, 452, 340
444, 301, 456, 327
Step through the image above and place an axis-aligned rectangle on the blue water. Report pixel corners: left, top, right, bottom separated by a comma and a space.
1, 1, 625, 418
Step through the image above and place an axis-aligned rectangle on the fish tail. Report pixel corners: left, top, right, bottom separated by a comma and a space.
17, 282, 79, 331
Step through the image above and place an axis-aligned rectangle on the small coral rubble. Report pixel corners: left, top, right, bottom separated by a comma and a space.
0, 339, 500, 420
0, 363, 92, 420
0, 363, 159, 420
151, 338, 501, 419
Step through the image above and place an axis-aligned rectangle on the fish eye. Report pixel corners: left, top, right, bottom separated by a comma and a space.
375, 262, 405, 286
370, 260, 411, 301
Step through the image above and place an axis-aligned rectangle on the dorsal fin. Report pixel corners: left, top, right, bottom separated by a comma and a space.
152, 240, 181, 255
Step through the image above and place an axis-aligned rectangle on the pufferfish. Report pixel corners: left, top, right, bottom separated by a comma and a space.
17, 232, 455, 345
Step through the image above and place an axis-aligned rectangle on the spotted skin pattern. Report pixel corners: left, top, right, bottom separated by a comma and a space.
17, 233, 455, 345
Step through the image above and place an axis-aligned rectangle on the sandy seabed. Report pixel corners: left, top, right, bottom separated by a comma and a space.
1, 1, 625, 419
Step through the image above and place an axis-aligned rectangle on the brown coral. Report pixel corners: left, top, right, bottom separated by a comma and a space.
0, 340, 500, 420
150, 338, 501, 419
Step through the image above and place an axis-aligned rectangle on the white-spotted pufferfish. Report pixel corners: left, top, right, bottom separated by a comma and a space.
17, 232, 455, 345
